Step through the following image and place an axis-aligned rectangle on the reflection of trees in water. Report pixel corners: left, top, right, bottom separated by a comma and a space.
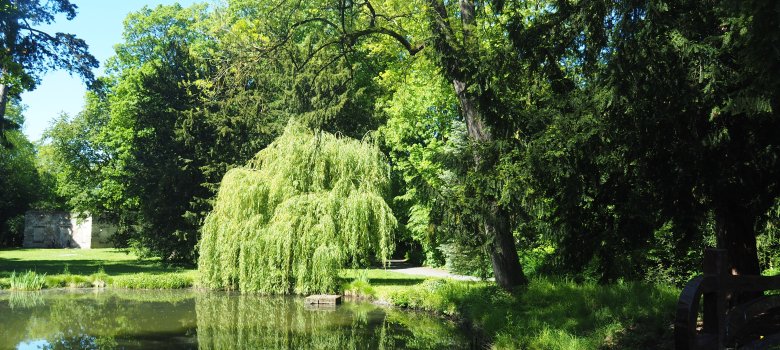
0, 291, 469, 349
8, 291, 45, 309
0, 290, 197, 349
195, 294, 468, 349
39, 333, 118, 350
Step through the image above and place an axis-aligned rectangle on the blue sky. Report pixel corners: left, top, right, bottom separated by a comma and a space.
19, 0, 203, 141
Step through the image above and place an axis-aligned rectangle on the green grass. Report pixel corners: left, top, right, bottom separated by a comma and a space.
0, 248, 173, 276
341, 270, 377, 298
9, 270, 47, 291
0, 249, 195, 290
111, 271, 196, 289
340, 269, 679, 349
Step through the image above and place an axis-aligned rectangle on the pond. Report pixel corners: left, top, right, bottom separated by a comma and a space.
0, 289, 475, 349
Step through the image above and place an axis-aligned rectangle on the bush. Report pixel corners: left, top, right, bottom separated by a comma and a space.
439, 243, 493, 279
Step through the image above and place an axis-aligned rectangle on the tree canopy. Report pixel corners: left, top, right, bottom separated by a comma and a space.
198, 123, 396, 294
24, 0, 780, 293
0, 0, 97, 145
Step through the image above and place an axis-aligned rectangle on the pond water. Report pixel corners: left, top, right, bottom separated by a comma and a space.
0, 289, 474, 349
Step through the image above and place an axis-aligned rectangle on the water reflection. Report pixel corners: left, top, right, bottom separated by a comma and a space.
8, 291, 44, 310
0, 290, 471, 349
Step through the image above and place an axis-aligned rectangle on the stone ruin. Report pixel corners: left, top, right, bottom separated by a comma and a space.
23, 211, 116, 249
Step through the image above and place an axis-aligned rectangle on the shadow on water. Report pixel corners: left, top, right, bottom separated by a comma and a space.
0, 289, 476, 349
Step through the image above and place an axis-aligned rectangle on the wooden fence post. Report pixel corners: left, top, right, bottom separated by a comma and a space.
702, 248, 729, 349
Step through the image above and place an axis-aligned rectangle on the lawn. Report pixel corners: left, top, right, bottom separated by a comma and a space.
0, 248, 196, 289
0, 248, 172, 276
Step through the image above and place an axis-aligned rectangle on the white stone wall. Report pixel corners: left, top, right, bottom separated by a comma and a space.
70, 216, 93, 248
23, 211, 116, 249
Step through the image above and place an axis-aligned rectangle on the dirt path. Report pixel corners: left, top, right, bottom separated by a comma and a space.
385, 260, 482, 281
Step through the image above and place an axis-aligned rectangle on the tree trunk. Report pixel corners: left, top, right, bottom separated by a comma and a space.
714, 203, 760, 276
0, 83, 8, 121
454, 79, 528, 289
714, 202, 762, 304
427, 0, 527, 289
486, 203, 528, 288
0, 83, 10, 148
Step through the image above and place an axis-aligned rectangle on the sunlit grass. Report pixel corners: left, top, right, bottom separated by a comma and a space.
9, 270, 47, 291
111, 271, 196, 289
0, 249, 195, 290
338, 270, 679, 349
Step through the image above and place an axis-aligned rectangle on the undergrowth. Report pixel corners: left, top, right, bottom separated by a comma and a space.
9, 271, 47, 291
379, 277, 678, 349
342, 270, 376, 298
110, 272, 194, 289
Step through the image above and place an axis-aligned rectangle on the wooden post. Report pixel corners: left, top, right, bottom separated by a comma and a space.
702, 249, 729, 349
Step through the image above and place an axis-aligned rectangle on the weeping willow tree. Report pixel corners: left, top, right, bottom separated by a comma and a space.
198, 123, 396, 294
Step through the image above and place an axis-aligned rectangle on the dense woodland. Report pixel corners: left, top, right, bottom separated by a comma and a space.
1, 0, 779, 289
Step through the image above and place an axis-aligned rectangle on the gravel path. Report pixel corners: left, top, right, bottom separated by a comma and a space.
390, 266, 482, 281
385, 260, 482, 281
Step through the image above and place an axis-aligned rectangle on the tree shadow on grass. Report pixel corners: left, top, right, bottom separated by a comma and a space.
369, 278, 427, 286
418, 278, 678, 349
0, 258, 174, 277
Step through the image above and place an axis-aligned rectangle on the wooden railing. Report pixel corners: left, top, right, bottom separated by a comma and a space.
675, 249, 780, 349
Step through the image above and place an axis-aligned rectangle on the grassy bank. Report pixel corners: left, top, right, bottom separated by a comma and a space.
0, 248, 196, 289
1, 249, 678, 348
340, 269, 679, 349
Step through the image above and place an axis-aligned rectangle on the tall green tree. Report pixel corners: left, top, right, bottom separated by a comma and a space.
252, 0, 536, 289
0, 99, 61, 246
43, 4, 211, 262
0, 0, 97, 145
199, 123, 396, 294
508, 0, 780, 279
42, 88, 117, 215
106, 4, 211, 262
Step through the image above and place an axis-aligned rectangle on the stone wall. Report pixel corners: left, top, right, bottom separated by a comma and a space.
23, 211, 115, 249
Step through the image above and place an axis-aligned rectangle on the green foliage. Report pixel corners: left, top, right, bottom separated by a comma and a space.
0, 0, 97, 146
41, 92, 117, 215
758, 199, 780, 274
43, 272, 191, 290
25, 0, 780, 289
41, 4, 214, 263
9, 270, 46, 291
41, 1, 392, 264
0, 100, 63, 246
381, 277, 678, 349
0, 0, 97, 92
341, 270, 376, 298
377, 55, 462, 266
45, 274, 91, 289
199, 123, 396, 294
110, 273, 193, 289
